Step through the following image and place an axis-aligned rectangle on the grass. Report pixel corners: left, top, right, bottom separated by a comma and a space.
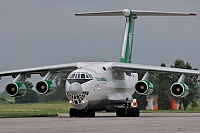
0, 102, 71, 118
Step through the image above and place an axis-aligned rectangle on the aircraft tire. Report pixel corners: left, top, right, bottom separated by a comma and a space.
116, 108, 125, 117
131, 108, 140, 117
69, 108, 74, 117
78, 109, 86, 118
69, 108, 79, 117
78, 109, 95, 118
87, 109, 95, 117
116, 108, 140, 117
74, 109, 79, 117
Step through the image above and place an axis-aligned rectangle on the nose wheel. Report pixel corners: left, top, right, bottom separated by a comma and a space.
69, 108, 95, 118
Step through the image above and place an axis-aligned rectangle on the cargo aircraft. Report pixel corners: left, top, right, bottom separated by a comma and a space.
0, 9, 199, 117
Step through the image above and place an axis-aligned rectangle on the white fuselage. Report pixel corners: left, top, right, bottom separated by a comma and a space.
65, 62, 138, 111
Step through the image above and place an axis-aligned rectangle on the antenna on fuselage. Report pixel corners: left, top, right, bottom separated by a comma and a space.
75, 9, 196, 63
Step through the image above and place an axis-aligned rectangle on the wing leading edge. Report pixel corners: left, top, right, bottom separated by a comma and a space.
0, 63, 78, 77
111, 62, 200, 75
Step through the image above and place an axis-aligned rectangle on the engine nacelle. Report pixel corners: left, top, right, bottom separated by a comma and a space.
5, 82, 27, 97
36, 80, 56, 95
170, 82, 189, 97
135, 80, 153, 95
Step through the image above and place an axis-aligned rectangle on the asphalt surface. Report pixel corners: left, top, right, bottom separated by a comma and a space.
0, 113, 200, 133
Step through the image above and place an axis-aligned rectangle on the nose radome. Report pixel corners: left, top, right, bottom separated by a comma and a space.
68, 82, 83, 95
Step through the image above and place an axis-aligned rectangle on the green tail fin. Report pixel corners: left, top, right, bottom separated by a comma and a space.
120, 10, 137, 63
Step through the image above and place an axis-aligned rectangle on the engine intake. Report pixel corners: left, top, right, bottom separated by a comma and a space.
5, 82, 27, 97
36, 80, 56, 95
135, 80, 153, 95
170, 82, 189, 97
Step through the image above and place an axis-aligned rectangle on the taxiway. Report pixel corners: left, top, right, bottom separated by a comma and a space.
0, 113, 200, 133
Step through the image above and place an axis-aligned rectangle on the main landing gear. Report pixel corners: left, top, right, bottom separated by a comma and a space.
115, 98, 140, 117
69, 108, 95, 118
116, 107, 140, 117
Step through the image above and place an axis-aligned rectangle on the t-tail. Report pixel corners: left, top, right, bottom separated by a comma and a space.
75, 9, 196, 63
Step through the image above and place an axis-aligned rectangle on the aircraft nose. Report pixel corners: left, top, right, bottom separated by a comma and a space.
68, 82, 83, 95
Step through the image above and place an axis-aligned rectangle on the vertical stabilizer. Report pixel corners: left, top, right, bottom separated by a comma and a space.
120, 9, 136, 63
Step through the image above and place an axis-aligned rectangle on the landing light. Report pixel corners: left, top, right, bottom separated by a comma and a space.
69, 100, 72, 104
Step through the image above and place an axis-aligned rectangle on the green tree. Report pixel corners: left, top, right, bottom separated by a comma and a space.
15, 90, 39, 103
15, 81, 39, 103
138, 59, 199, 110
133, 93, 146, 110
0, 96, 6, 102
157, 63, 171, 110
24, 81, 34, 90
157, 80, 170, 110
170, 59, 199, 110
39, 78, 68, 102
148, 63, 171, 110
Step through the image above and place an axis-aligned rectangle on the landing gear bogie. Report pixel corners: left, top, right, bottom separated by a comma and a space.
69, 108, 95, 118
116, 108, 140, 117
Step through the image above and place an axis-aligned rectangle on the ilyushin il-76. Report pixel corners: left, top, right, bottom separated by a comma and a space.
0, 9, 199, 117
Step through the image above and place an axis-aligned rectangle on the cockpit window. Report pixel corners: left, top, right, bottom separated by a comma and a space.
81, 74, 85, 79
75, 74, 78, 79
88, 74, 93, 79
71, 74, 75, 79
85, 74, 89, 79
77, 73, 80, 79
68, 72, 93, 79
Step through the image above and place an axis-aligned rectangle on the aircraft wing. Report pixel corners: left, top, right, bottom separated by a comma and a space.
111, 62, 200, 75
0, 63, 78, 77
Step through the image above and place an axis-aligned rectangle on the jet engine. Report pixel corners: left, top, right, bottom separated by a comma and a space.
170, 82, 189, 97
36, 80, 56, 95
135, 80, 153, 95
5, 82, 27, 97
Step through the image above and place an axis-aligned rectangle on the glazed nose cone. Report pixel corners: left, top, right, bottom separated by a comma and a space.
68, 82, 83, 95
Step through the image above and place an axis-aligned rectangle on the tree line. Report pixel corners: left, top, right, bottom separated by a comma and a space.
15, 79, 68, 103
135, 59, 199, 110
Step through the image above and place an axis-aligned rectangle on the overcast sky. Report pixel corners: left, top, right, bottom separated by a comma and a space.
0, 0, 199, 92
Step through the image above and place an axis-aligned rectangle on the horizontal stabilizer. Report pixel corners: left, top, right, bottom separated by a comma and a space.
75, 9, 196, 17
